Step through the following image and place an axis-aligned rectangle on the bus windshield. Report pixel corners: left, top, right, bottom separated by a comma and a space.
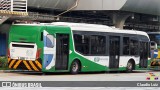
148, 34, 160, 45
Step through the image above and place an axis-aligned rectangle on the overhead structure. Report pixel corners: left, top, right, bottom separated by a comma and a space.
28, 0, 76, 10
26, 0, 160, 29
0, 0, 28, 15
28, 0, 160, 16
0, 0, 28, 24
0, 0, 159, 29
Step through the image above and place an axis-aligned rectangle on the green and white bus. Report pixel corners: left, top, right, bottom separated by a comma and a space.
8, 22, 150, 74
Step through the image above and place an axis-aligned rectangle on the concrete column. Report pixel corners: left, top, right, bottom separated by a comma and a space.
111, 13, 133, 29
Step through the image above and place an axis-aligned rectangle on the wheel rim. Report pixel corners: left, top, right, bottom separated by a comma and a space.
72, 62, 78, 72
128, 62, 132, 70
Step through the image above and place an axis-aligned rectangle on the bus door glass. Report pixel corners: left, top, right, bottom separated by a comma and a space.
43, 30, 56, 70
139, 41, 148, 68
109, 36, 120, 69
55, 34, 69, 70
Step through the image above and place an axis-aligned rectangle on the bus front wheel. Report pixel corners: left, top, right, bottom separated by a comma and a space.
70, 60, 80, 74
126, 61, 134, 73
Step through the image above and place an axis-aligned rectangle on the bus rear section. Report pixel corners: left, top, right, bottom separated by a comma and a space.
8, 25, 43, 71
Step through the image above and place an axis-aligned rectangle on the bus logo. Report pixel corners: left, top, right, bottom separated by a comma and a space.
94, 57, 100, 62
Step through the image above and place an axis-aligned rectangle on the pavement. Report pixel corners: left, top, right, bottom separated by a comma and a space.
0, 70, 160, 90
0, 70, 159, 81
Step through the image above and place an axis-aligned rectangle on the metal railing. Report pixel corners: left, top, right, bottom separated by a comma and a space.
0, 0, 27, 16
11, 0, 27, 12
0, 0, 28, 24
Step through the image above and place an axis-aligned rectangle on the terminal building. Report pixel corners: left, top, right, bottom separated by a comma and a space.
0, 0, 160, 56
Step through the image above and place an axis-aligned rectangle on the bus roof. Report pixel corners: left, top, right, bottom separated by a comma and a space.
51, 22, 148, 37
13, 22, 149, 37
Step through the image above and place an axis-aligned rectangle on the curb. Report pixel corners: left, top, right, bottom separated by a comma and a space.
0, 70, 32, 73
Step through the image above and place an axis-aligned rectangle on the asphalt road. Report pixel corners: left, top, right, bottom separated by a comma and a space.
0, 70, 160, 90
0, 70, 159, 81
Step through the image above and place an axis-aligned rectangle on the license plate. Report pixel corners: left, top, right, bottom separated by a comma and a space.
19, 57, 25, 60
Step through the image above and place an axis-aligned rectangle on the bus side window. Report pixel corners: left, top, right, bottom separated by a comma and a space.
74, 34, 89, 55
123, 37, 130, 55
91, 35, 106, 55
130, 38, 139, 55
46, 35, 54, 48
41, 32, 43, 41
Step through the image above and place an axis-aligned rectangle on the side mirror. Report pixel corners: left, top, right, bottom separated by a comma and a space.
150, 41, 157, 50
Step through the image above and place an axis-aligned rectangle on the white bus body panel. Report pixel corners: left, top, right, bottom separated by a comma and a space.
77, 55, 140, 68
10, 42, 37, 61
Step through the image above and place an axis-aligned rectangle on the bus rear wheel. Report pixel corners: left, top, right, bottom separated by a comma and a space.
70, 60, 80, 74
126, 61, 133, 73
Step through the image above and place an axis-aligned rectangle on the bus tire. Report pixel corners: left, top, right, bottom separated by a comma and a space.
126, 61, 134, 73
70, 60, 80, 74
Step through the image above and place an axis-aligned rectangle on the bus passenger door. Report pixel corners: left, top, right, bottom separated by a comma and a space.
139, 42, 148, 68
109, 36, 120, 69
43, 31, 56, 70
55, 34, 69, 70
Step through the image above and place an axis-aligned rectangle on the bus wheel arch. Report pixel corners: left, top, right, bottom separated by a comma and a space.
126, 59, 135, 72
70, 59, 81, 74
